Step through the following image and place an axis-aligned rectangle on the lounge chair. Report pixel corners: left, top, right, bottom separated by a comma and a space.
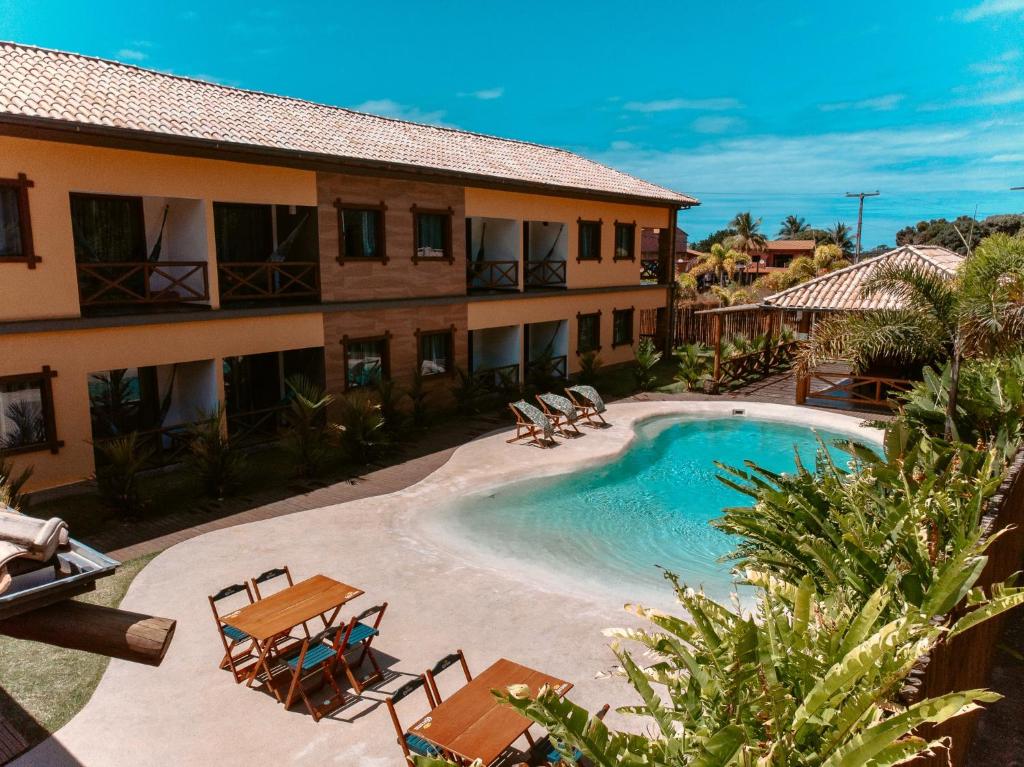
508, 400, 556, 448
565, 385, 609, 427
535, 393, 583, 438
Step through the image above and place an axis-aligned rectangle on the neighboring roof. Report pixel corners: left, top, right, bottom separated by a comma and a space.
758, 239, 816, 252
641, 226, 689, 254
0, 42, 697, 207
761, 245, 964, 311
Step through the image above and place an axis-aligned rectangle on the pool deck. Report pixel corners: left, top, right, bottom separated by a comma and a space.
14, 401, 881, 767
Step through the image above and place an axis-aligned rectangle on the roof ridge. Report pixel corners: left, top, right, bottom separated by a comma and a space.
0, 39, 691, 203
763, 249, 894, 303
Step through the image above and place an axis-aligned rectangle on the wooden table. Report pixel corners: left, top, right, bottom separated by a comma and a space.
221, 575, 363, 692
408, 658, 572, 765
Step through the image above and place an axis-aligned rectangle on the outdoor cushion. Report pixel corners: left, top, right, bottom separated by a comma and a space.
569, 385, 606, 413
405, 733, 441, 757
539, 392, 579, 422
511, 400, 555, 439
285, 642, 336, 671
345, 621, 378, 647
221, 625, 249, 642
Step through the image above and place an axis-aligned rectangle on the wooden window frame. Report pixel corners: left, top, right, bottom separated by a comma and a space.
415, 325, 457, 378
576, 218, 603, 263
0, 173, 40, 268
340, 332, 392, 391
411, 205, 454, 265
334, 199, 389, 265
576, 310, 602, 355
0, 366, 62, 456
613, 220, 637, 262
612, 306, 635, 348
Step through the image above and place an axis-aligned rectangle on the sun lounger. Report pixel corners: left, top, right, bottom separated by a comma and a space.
565, 385, 608, 427
508, 400, 556, 448
0, 510, 70, 595
535, 393, 583, 438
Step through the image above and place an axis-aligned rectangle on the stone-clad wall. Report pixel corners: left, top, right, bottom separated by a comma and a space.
316, 171, 466, 302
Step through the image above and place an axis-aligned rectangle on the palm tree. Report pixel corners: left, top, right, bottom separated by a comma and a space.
826, 221, 854, 254
799, 233, 1024, 439
690, 243, 750, 286
727, 211, 768, 254
778, 215, 810, 239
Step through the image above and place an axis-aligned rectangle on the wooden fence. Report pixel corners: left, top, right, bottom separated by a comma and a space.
672, 303, 804, 348
902, 448, 1024, 766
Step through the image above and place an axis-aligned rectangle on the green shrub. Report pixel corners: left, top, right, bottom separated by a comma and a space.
673, 342, 712, 390
281, 374, 334, 478
408, 370, 429, 428
452, 367, 489, 414
576, 351, 602, 385
632, 338, 662, 391
375, 376, 404, 435
0, 458, 33, 511
93, 433, 151, 517
185, 406, 246, 499
332, 391, 388, 464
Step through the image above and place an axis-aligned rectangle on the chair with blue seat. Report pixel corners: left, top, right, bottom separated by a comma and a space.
336, 602, 388, 693
424, 649, 473, 705
385, 675, 442, 761
280, 629, 346, 721
532, 704, 610, 766
208, 582, 257, 683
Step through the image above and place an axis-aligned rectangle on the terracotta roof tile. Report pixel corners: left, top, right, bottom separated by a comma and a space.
761, 245, 964, 311
0, 42, 697, 206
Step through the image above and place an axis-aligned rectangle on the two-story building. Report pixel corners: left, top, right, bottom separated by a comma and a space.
0, 43, 697, 493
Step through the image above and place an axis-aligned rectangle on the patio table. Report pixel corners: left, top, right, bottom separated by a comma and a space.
407, 658, 572, 765
221, 574, 363, 694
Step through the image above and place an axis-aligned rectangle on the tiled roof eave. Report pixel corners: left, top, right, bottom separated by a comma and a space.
0, 100, 698, 208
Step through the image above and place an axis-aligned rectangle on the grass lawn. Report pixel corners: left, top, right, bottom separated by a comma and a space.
0, 552, 158, 751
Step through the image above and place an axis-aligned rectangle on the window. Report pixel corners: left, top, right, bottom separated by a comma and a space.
412, 207, 454, 263
0, 368, 60, 455
0, 174, 38, 268
418, 328, 455, 376
577, 312, 601, 354
612, 308, 635, 347
614, 222, 636, 261
335, 200, 387, 264
342, 335, 390, 390
577, 219, 602, 262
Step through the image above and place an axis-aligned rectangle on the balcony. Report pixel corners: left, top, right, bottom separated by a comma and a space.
217, 261, 320, 304
525, 259, 566, 289
469, 326, 521, 390
525, 319, 569, 383
524, 221, 567, 290
466, 217, 520, 293
467, 260, 518, 291
77, 260, 210, 310
641, 258, 660, 284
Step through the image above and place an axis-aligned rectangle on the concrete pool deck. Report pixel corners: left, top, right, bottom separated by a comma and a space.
15, 401, 882, 767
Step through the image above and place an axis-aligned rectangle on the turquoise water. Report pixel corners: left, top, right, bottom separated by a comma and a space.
448, 416, 867, 604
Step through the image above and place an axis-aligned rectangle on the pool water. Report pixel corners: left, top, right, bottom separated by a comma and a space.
446, 416, 865, 605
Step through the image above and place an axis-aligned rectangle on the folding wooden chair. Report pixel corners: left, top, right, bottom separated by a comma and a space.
535, 393, 583, 438
208, 582, 257, 683
386, 675, 443, 760
565, 385, 609, 427
280, 628, 346, 722
336, 602, 387, 694
507, 400, 556, 448
424, 649, 473, 705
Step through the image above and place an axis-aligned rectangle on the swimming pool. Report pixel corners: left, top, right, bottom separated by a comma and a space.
444, 415, 867, 606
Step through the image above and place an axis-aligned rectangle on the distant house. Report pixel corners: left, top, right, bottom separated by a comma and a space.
640, 227, 691, 276
749, 239, 816, 271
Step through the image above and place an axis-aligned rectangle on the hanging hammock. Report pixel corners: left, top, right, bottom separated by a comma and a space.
268, 213, 310, 263
147, 205, 170, 262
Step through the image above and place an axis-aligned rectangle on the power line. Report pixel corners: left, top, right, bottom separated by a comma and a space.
845, 191, 880, 262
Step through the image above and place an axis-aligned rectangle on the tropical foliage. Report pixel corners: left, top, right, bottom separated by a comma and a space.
826, 221, 855, 254
576, 351, 603, 386
632, 339, 662, 391
185, 406, 246, 499
332, 391, 388, 464
92, 432, 152, 516
281, 374, 335, 478
727, 211, 768, 254
0, 458, 32, 511
691, 243, 751, 286
674, 343, 713, 391
778, 214, 811, 239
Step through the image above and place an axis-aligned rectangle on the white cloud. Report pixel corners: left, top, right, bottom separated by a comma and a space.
353, 99, 452, 127
921, 85, 1024, 110
819, 94, 904, 112
959, 0, 1024, 20
691, 116, 744, 134
970, 49, 1021, 73
623, 97, 741, 113
459, 87, 504, 100
116, 48, 147, 61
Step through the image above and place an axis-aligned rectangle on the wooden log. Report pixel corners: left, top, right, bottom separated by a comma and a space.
0, 600, 175, 666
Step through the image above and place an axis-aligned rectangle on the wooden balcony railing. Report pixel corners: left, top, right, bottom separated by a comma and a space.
525, 260, 566, 289
468, 260, 519, 291
226, 404, 288, 444
527, 354, 568, 383
76, 261, 209, 308
797, 370, 914, 410
92, 422, 194, 469
218, 261, 320, 303
640, 259, 660, 283
717, 341, 798, 388
472, 363, 520, 391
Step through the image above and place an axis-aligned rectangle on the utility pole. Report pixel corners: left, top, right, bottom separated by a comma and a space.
845, 190, 880, 262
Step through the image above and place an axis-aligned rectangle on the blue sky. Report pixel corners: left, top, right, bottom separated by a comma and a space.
2, 0, 1023, 246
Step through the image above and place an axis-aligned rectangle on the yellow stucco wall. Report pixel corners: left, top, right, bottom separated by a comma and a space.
467, 287, 667, 370
1, 313, 324, 491
464, 188, 672, 290
0, 136, 316, 322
